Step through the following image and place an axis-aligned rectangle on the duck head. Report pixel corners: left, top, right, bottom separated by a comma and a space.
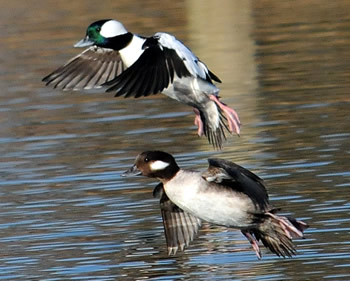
123, 151, 180, 181
74, 19, 131, 49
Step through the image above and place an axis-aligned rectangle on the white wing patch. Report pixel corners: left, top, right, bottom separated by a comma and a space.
155, 32, 209, 80
118, 35, 146, 67
150, 160, 170, 171
101, 20, 128, 38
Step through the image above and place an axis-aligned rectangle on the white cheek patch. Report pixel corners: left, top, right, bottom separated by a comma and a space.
100, 20, 127, 38
150, 160, 170, 171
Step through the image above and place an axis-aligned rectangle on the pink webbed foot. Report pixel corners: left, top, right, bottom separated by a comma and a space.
242, 231, 262, 259
193, 108, 204, 136
266, 212, 305, 239
209, 95, 241, 135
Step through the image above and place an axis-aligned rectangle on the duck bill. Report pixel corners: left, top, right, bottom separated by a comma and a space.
121, 164, 142, 177
74, 36, 94, 48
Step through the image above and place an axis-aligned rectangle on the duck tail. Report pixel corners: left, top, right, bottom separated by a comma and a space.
253, 211, 308, 257
195, 103, 227, 150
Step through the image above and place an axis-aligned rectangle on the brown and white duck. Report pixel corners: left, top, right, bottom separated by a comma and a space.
123, 150, 309, 258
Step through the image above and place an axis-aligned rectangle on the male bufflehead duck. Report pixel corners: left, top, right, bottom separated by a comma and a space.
43, 19, 241, 149
123, 151, 308, 258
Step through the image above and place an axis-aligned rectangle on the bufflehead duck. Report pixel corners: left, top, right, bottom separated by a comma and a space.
123, 151, 308, 258
43, 19, 241, 149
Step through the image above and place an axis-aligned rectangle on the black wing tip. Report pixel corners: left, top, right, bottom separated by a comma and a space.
42, 75, 49, 82
42, 72, 56, 84
208, 70, 222, 83
42, 75, 56, 88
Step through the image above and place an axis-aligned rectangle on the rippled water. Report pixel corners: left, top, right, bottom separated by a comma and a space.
1, 0, 350, 280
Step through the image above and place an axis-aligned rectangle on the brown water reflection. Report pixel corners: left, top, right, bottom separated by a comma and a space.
0, 0, 350, 280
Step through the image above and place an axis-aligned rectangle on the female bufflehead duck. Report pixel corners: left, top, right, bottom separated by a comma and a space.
43, 19, 240, 149
123, 151, 308, 258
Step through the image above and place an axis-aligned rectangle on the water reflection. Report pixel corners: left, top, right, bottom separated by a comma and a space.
0, 0, 350, 280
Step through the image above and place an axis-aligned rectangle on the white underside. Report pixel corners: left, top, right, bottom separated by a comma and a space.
162, 77, 221, 130
164, 170, 254, 228
163, 76, 218, 102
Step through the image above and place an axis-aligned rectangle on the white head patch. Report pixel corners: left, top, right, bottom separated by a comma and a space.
100, 20, 128, 38
150, 160, 170, 171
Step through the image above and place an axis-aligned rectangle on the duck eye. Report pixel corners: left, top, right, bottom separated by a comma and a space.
144, 157, 149, 163
96, 27, 101, 32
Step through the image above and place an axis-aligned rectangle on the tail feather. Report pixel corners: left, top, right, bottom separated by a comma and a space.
255, 228, 296, 257
252, 213, 308, 258
198, 103, 228, 150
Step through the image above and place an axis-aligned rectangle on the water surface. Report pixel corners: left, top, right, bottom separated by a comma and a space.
1, 0, 350, 280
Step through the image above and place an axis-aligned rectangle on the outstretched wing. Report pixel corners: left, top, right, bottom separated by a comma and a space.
43, 46, 124, 90
104, 35, 191, 98
203, 158, 270, 210
153, 183, 201, 255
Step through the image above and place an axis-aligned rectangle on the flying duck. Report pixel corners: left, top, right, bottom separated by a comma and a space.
123, 151, 309, 258
42, 19, 241, 149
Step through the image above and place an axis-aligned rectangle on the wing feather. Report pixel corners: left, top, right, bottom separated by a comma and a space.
204, 158, 270, 210
43, 47, 124, 90
154, 184, 201, 255
104, 39, 191, 98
